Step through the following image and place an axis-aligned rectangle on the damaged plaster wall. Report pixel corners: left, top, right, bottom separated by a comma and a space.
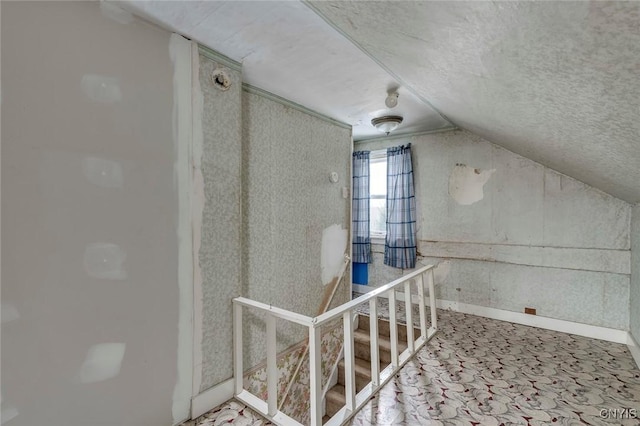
356, 130, 631, 329
196, 53, 243, 392
2, 2, 180, 425
631, 205, 640, 342
448, 164, 495, 205
242, 90, 351, 369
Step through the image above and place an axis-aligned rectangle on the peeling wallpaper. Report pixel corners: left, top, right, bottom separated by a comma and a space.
448, 164, 495, 206
356, 130, 631, 329
198, 55, 243, 391
241, 91, 351, 369
631, 205, 640, 341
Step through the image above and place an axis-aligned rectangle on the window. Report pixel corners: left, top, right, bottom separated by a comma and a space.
369, 150, 387, 238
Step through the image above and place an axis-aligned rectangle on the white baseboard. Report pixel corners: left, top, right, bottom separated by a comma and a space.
191, 378, 234, 419
438, 300, 628, 344
352, 283, 372, 295
351, 284, 628, 345
628, 332, 640, 369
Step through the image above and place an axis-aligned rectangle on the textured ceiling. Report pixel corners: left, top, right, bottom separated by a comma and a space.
308, 1, 640, 202
118, 0, 452, 140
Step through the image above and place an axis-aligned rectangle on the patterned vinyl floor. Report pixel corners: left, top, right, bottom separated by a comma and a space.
185, 299, 640, 426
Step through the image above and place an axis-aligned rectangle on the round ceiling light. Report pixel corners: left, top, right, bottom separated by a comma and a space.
385, 92, 399, 108
371, 115, 404, 135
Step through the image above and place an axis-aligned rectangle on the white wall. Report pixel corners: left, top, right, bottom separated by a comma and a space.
356, 130, 631, 329
631, 205, 640, 342
2, 2, 185, 424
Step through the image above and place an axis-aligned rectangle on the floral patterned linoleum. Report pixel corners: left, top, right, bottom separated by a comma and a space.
182, 400, 272, 426
185, 303, 640, 426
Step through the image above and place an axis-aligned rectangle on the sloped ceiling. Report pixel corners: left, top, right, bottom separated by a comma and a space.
308, 1, 640, 203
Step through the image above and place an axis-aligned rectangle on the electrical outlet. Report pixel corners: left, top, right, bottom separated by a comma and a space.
524, 307, 536, 315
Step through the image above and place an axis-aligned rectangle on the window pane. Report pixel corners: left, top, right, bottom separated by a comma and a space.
370, 198, 386, 235
370, 160, 387, 196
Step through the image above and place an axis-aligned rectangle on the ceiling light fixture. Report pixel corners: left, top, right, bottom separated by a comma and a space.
371, 115, 403, 135
385, 92, 399, 108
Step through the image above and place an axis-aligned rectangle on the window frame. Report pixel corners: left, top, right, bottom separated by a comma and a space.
369, 149, 387, 240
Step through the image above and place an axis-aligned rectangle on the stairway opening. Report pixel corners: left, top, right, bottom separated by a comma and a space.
324, 314, 420, 421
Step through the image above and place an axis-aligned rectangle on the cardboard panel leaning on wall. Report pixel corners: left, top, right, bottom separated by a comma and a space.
2, 2, 181, 425
355, 130, 631, 329
196, 52, 243, 393
241, 89, 352, 369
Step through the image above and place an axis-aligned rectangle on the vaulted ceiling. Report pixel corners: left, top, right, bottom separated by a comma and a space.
120, 1, 640, 203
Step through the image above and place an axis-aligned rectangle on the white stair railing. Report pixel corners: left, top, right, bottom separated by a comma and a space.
232, 264, 438, 426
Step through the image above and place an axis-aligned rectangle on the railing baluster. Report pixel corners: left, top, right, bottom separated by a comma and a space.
231, 264, 437, 426
428, 268, 437, 331
388, 289, 399, 368
369, 298, 380, 387
233, 302, 243, 395
417, 273, 427, 339
343, 312, 356, 412
266, 314, 277, 416
309, 325, 322, 426
404, 281, 414, 352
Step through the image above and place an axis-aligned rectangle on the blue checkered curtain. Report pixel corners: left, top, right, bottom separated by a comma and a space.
384, 144, 417, 269
352, 151, 371, 263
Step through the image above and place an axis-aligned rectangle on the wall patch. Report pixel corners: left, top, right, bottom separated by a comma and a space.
81, 157, 124, 188
448, 163, 495, 205
83, 243, 127, 280
81, 74, 122, 103
320, 224, 348, 285
76, 343, 126, 384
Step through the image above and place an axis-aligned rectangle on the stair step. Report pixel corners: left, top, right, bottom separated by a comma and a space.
325, 316, 418, 420
325, 385, 345, 418
337, 357, 385, 392
353, 328, 407, 363
357, 315, 420, 343
338, 356, 375, 379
